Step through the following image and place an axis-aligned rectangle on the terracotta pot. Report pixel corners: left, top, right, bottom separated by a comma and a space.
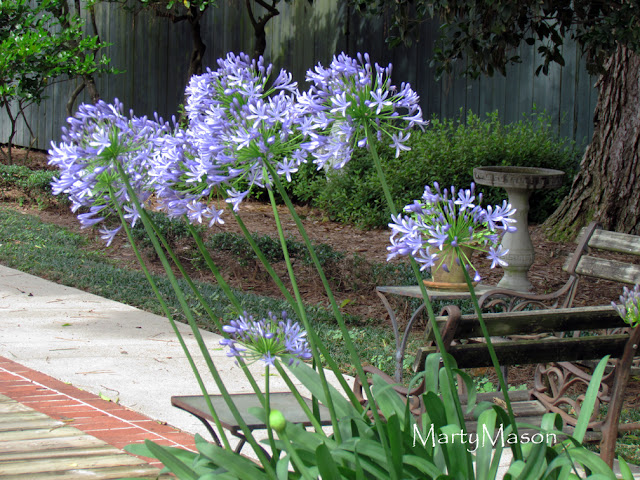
428, 245, 473, 285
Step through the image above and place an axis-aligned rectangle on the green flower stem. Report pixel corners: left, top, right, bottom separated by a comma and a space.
366, 128, 461, 377
365, 126, 473, 474
149, 221, 224, 330
230, 209, 301, 317
153, 221, 265, 405
265, 165, 398, 480
265, 185, 343, 444
264, 365, 279, 459
186, 223, 242, 314
266, 164, 378, 405
461, 262, 523, 460
113, 165, 276, 477
107, 186, 233, 451
273, 361, 325, 433
232, 208, 355, 408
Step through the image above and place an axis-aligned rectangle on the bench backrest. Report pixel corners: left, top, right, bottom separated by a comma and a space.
565, 222, 640, 286
414, 305, 632, 370
478, 223, 640, 311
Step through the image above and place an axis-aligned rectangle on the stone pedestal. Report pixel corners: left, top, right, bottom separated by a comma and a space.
473, 166, 564, 292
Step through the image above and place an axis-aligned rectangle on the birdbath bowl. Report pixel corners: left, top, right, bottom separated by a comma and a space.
473, 166, 564, 292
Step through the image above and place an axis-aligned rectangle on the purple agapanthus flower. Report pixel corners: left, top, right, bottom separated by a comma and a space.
220, 311, 312, 366
48, 99, 171, 245
165, 52, 318, 214
612, 284, 640, 328
303, 52, 428, 170
387, 183, 516, 281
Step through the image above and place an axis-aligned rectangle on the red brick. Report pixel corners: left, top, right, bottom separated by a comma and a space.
0, 355, 197, 460
21, 399, 84, 409
46, 408, 106, 418
107, 408, 153, 422
74, 419, 138, 431
129, 421, 182, 434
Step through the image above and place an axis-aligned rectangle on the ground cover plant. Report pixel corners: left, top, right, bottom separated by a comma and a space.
41, 50, 636, 478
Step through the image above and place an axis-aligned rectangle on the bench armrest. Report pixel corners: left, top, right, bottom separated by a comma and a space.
478, 278, 578, 312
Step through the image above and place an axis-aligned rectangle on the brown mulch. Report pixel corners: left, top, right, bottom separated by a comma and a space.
2, 146, 639, 408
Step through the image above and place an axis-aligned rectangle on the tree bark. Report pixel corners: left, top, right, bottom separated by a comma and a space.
543, 45, 640, 239
186, 11, 206, 80
245, 0, 279, 59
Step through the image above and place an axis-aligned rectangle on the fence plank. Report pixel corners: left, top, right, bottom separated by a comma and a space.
2, 0, 598, 151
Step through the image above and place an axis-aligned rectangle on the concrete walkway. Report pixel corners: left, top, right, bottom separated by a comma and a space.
0, 264, 341, 443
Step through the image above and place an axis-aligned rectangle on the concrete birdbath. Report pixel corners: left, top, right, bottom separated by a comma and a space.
473, 166, 564, 292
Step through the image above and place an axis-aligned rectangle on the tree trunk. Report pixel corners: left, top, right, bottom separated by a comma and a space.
186, 15, 206, 80
543, 45, 640, 239
245, 0, 279, 60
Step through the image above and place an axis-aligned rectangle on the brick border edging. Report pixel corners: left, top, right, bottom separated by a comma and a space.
0, 356, 197, 468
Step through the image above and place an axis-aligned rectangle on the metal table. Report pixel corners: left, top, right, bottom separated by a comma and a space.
171, 392, 332, 455
376, 284, 493, 381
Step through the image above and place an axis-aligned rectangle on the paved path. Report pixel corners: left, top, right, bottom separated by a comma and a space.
0, 264, 345, 466
0, 264, 338, 439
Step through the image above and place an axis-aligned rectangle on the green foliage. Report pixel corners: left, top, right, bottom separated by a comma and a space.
0, 0, 114, 162
351, 0, 640, 77
127, 356, 624, 479
205, 231, 343, 268
0, 164, 61, 207
138, 0, 215, 12
130, 211, 201, 251
294, 110, 581, 229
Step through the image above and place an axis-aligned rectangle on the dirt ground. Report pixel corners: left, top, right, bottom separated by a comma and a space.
3, 146, 639, 408
3, 146, 625, 309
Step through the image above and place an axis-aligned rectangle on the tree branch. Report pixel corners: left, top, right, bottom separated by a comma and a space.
66, 81, 86, 117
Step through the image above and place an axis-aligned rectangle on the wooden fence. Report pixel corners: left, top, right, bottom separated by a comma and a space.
1, 0, 598, 151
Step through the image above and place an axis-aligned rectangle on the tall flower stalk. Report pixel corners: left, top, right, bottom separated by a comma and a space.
47, 51, 621, 478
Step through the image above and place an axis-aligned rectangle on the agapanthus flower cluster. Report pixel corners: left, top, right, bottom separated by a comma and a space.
50, 52, 429, 243
220, 311, 312, 366
302, 52, 428, 170
612, 284, 640, 328
156, 52, 316, 215
387, 182, 516, 281
48, 99, 171, 245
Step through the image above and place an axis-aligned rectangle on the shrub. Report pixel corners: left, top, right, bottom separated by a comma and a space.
291, 110, 582, 228
0, 164, 60, 207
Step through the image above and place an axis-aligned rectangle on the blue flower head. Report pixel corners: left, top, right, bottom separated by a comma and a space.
612, 284, 640, 328
303, 52, 428, 170
220, 311, 312, 367
163, 52, 316, 214
48, 99, 171, 245
387, 183, 517, 281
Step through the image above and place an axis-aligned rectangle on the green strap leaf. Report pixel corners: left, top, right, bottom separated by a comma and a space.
286, 361, 353, 419
316, 443, 342, 479
195, 443, 271, 479
573, 355, 609, 443
144, 440, 199, 480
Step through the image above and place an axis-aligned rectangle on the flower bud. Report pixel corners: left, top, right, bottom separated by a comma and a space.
269, 409, 286, 433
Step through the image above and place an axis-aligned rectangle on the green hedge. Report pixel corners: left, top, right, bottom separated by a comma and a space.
288, 111, 582, 229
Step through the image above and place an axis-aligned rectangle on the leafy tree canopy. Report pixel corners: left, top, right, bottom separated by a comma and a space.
0, 0, 114, 161
351, 0, 640, 77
